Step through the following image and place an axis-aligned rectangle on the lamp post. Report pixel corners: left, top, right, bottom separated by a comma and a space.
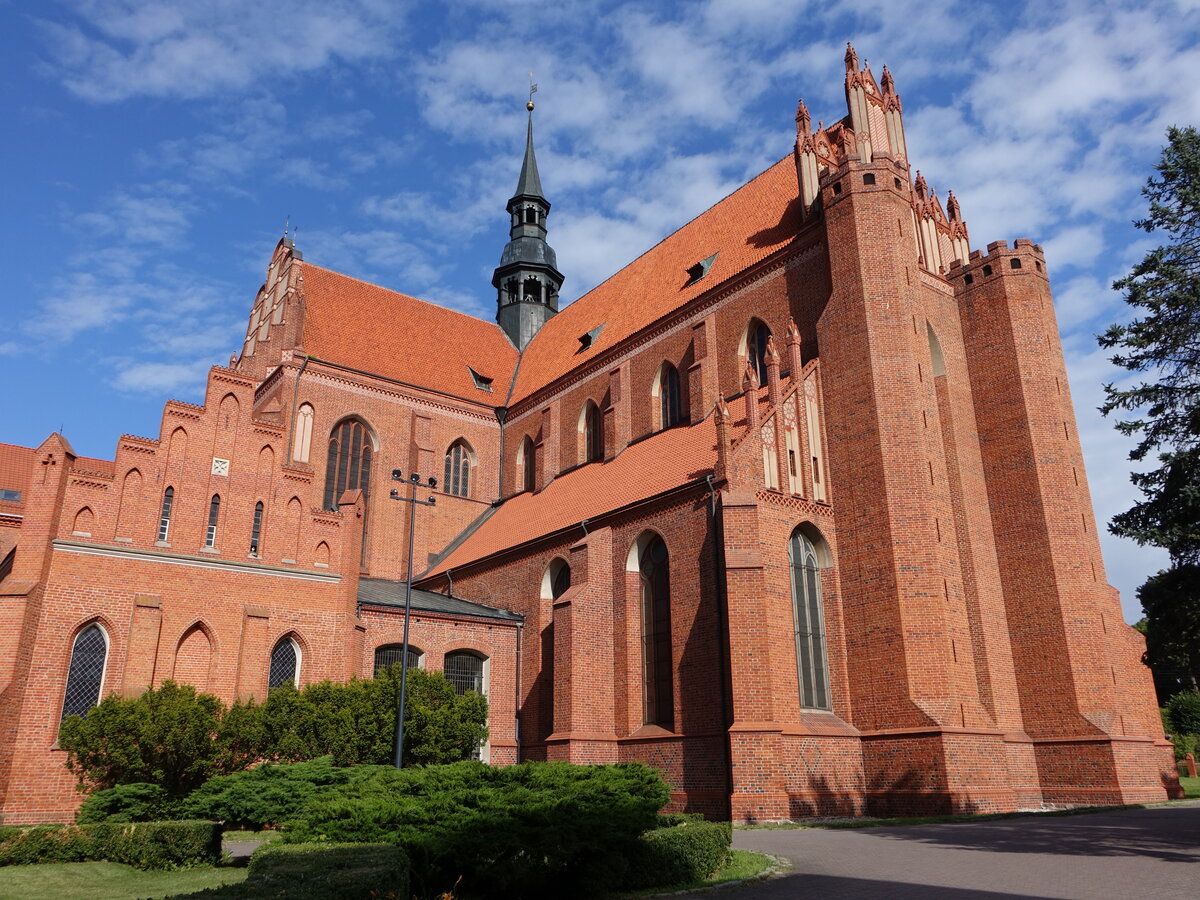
389, 468, 437, 768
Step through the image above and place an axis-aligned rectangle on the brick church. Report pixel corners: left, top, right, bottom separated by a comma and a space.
0, 46, 1179, 824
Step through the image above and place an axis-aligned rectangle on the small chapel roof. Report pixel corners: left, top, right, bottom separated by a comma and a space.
358, 578, 523, 621
425, 413, 719, 577
300, 265, 519, 401
509, 155, 803, 403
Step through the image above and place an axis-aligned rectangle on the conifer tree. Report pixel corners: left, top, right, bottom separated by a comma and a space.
1101, 126, 1200, 693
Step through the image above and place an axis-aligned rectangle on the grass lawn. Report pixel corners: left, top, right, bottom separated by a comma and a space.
620, 848, 777, 897
0, 861, 246, 900
1180, 775, 1200, 799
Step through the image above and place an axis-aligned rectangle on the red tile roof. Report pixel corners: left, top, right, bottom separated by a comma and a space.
300, 265, 520, 401
425, 415, 719, 576
0, 443, 34, 505
510, 156, 802, 403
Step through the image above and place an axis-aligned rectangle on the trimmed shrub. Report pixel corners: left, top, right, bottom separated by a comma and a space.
286, 760, 671, 898
656, 811, 707, 828
628, 820, 732, 888
76, 782, 182, 823
168, 843, 409, 900
183, 757, 388, 830
0, 820, 221, 869
1166, 691, 1200, 735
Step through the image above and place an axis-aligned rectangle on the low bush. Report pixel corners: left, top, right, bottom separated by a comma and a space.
628, 820, 732, 888
77, 782, 183, 823
0, 820, 221, 869
182, 756, 387, 830
286, 760, 671, 898
656, 811, 707, 827
168, 843, 409, 900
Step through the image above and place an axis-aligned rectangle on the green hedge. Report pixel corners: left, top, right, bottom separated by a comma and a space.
77, 782, 184, 823
182, 756, 388, 830
0, 820, 221, 869
169, 843, 409, 900
286, 760, 671, 898
629, 820, 732, 888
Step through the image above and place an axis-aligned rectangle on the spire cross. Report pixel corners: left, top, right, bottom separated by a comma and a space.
528, 72, 538, 109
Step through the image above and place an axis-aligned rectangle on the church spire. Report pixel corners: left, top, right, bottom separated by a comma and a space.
493, 98, 565, 351
514, 111, 545, 201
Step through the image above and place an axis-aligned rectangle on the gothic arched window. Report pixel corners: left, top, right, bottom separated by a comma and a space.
790, 528, 830, 710
323, 418, 373, 510
444, 440, 473, 497
582, 400, 604, 463
293, 403, 314, 463
638, 534, 674, 730
746, 319, 772, 386
268, 637, 300, 689
519, 435, 537, 493
157, 486, 174, 543
204, 495, 221, 549
61, 624, 108, 720
658, 362, 682, 430
250, 501, 264, 556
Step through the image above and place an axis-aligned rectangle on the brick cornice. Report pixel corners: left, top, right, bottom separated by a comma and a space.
52, 539, 342, 583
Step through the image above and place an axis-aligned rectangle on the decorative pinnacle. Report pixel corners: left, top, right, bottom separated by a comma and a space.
795, 98, 811, 136
844, 42, 859, 73
527, 72, 537, 111
881, 65, 895, 95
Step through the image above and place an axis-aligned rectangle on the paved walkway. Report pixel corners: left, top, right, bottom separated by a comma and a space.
731, 802, 1200, 899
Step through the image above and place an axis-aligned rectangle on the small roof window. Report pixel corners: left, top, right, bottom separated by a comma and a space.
468, 367, 493, 392
578, 323, 605, 352
685, 252, 718, 286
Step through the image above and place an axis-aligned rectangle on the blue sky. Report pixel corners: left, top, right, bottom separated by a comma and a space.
3, 0, 1199, 621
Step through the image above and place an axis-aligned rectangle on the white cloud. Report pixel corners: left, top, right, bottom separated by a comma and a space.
112, 359, 212, 394
44, 1, 406, 102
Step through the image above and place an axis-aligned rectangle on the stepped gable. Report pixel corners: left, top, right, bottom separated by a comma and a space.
426, 413, 719, 575
510, 155, 803, 404
301, 264, 520, 400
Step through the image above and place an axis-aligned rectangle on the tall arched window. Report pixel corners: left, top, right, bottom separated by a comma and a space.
61, 624, 108, 720
250, 501, 264, 555
444, 651, 485, 695
374, 643, 423, 676
638, 534, 674, 730
204, 494, 221, 548
157, 486, 175, 543
323, 418, 373, 511
268, 637, 301, 689
519, 435, 537, 493
790, 528, 830, 710
582, 400, 604, 463
444, 440, 473, 497
746, 319, 772, 386
658, 362, 682, 430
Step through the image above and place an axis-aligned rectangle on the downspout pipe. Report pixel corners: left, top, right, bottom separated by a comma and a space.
515, 621, 523, 762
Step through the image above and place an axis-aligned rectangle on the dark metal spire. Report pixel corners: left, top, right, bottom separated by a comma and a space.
513, 111, 545, 201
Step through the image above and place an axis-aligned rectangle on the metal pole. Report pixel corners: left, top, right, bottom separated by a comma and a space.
394, 477, 418, 768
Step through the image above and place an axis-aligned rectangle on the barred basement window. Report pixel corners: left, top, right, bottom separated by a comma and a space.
790, 528, 831, 710
444, 651, 485, 695
61, 624, 108, 720
373, 643, 423, 676
268, 637, 300, 689
250, 501, 264, 555
444, 440, 473, 497
157, 487, 175, 543
204, 495, 220, 548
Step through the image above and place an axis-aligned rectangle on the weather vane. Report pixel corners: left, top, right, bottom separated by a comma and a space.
528, 72, 537, 111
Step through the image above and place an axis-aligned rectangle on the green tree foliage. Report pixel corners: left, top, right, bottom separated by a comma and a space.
1138, 566, 1200, 695
58, 681, 226, 795
59, 669, 487, 798
1166, 689, 1200, 735
1101, 126, 1200, 696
